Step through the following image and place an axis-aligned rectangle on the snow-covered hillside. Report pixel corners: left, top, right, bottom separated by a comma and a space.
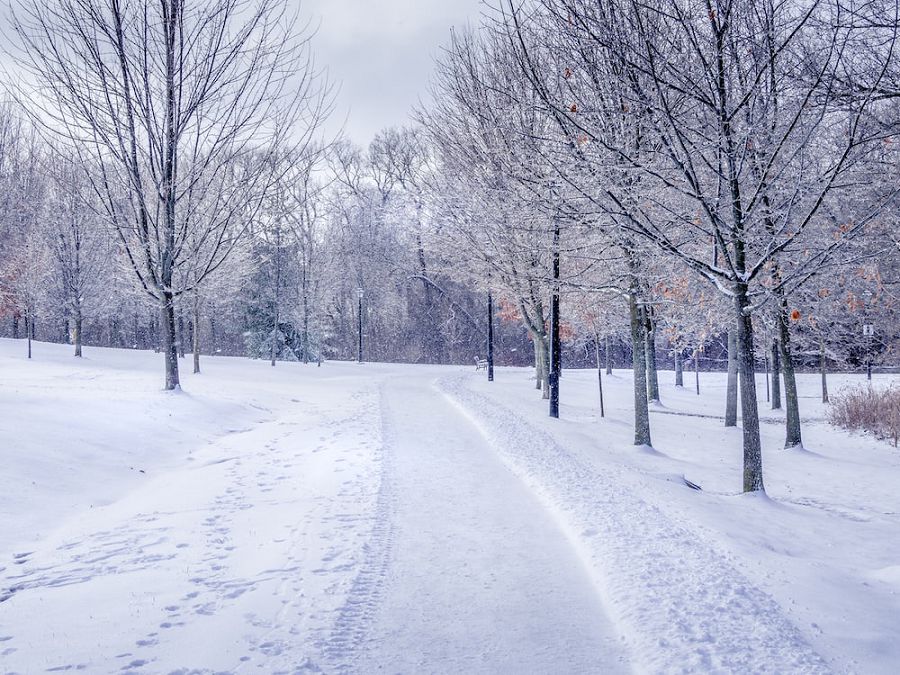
1, 339, 898, 674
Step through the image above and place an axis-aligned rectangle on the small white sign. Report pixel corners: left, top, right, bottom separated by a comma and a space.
863, 324, 875, 337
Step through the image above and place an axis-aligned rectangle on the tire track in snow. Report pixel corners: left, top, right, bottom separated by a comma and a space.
320, 383, 396, 672
439, 373, 832, 675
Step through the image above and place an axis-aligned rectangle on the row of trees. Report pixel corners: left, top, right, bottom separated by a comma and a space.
0, 107, 533, 375
416, 0, 900, 492
2, 0, 898, 494
0, 0, 523, 378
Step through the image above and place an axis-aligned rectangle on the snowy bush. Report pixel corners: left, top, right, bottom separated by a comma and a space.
828, 386, 900, 447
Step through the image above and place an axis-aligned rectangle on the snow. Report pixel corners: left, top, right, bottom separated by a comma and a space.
1, 338, 899, 673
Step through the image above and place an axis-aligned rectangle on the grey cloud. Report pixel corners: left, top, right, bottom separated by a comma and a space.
305, 0, 482, 145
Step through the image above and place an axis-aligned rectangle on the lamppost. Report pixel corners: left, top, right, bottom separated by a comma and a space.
357, 287, 364, 364
548, 183, 561, 419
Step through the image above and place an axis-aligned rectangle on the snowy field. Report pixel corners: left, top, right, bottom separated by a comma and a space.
1, 338, 898, 674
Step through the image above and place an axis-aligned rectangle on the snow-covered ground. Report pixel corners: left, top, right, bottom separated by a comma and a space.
1, 338, 898, 674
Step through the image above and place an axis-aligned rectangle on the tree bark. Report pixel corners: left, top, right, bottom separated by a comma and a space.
820, 336, 828, 404
735, 286, 765, 492
725, 328, 739, 427
771, 338, 782, 410
301, 271, 310, 364
605, 334, 613, 375
674, 349, 683, 387
177, 312, 186, 358
192, 290, 201, 374
26, 310, 32, 359
694, 348, 700, 395
537, 336, 550, 399
629, 293, 652, 446
73, 303, 83, 358
270, 306, 279, 366
161, 292, 180, 390
209, 309, 218, 357
778, 299, 803, 448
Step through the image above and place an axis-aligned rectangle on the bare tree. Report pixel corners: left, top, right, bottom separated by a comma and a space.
45, 151, 110, 357
11, 0, 330, 388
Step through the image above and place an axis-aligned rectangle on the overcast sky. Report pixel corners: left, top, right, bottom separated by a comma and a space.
0, 1, 483, 146
304, 0, 483, 146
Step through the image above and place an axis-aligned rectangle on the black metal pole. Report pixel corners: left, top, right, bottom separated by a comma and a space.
487, 290, 494, 382
358, 294, 363, 363
549, 219, 561, 419
595, 335, 605, 418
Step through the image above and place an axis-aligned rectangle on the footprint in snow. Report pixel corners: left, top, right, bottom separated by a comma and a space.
121, 658, 147, 670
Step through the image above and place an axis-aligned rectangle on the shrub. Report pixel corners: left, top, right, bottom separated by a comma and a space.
828, 385, 900, 447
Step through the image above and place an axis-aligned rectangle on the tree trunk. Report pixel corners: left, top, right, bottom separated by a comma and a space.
605, 334, 613, 375
674, 349, 683, 387
73, 303, 83, 358
209, 308, 218, 356
533, 338, 543, 390
644, 307, 660, 403
26, 310, 32, 359
416, 230, 444, 363
735, 286, 765, 492
161, 293, 180, 390
539, 336, 550, 399
357, 293, 363, 364
270, 306, 279, 367
12, 315, 19, 339
629, 293, 652, 447
771, 339, 782, 410
192, 291, 201, 374
725, 328, 739, 427
694, 348, 700, 395
177, 312, 186, 358
302, 273, 310, 364
820, 336, 828, 404
778, 300, 803, 448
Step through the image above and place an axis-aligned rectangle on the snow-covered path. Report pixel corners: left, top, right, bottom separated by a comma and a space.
347, 376, 628, 673
1, 349, 628, 674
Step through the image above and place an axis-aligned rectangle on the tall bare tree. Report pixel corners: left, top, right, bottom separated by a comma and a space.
11, 0, 330, 388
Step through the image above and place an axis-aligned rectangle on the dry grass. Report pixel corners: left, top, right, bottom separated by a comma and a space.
828, 385, 900, 447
